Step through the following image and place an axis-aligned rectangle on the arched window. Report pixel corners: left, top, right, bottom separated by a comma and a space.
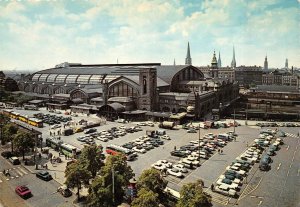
108, 81, 138, 98
143, 76, 147, 94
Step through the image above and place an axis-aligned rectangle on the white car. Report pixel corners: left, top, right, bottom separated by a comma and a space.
217, 182, 239, 191
189, 140, 200, 145
134, 126, 143, 131
146, 122, 154, 127
179, 158, 200, 167
50, 124, 61, 129
160, 135, 171, 140
133, 147, 146, 154
157, 160, 173, 168
241, 154, 258, 162
167, 168, 184, 178
151, 163, 166, 171
97, 136, 108, 142
173, 164, 188, 173
214, 185, 237, 197
119, 125, 126, 130
226, 166, 246, 176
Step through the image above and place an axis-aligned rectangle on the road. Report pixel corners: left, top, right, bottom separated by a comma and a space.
0, 153, 76, 207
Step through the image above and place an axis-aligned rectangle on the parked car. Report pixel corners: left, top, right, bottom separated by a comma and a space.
1, 151, 16, 159
167, 168, 184, 178
187, 128, 197, 133
157, 160, 173, 168
9, 157, 20, 165
15, 185, 32, 199
214, 185, 237, 197
36, 171, 53, 181
151, 163, 166, 171
84, 128, 97, 134
173, 164, 188, 173
160, 135, 171, 140
57, 185, 72, 197
170, 150, 186, 157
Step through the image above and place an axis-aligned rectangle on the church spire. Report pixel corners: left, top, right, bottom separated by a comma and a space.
264, 55, 268, 70
217, 51, 222, 68
231, 45, 236, 68
285, 58, 288, 69
185, 42, 192, 65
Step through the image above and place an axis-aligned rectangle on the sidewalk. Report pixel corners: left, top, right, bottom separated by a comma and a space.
22, 148, 89, 197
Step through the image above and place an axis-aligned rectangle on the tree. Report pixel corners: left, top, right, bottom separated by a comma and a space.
0, 113, 10, 145
86, 154, 134, 207
65, 162, 91, 201
176, 180, 212, 207
137, 168, 168, 201
78, 145, 104, 178
3, 123, 18, 151
131, 188, 159, 207
13, 130, 35, 160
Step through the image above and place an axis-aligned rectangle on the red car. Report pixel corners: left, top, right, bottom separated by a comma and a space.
15, 185, 32, 198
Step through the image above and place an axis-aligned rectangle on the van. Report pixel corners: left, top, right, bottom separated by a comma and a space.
218, 134, 230, 141
9, 157, 20, 165
156, 129, 166, 135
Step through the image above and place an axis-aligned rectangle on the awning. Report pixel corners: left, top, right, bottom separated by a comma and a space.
28, 100, 44, 104
72, 98, 84, 104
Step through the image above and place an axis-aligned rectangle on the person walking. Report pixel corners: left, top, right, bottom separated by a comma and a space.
211, 183, 214, 191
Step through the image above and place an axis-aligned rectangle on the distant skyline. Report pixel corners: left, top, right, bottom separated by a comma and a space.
0, 0, 299, 71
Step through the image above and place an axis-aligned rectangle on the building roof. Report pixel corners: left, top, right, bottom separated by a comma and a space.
108, 97, 133, 103
90, 97, 104, 102
107, 103, 126, 112
254, 85, 300, 93
156, 65, 191, 84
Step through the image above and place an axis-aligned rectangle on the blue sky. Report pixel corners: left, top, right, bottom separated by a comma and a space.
0, 0, 299, 71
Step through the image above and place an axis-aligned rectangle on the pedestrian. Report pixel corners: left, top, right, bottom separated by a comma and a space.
45, 164, 48, 169
38, 153, 41, 159
221, 149, 223, 154
50, 131, 52, 136
174, 146, 177, 151
246, 142, 248, 147
211, 184, 214, 191
218, 149, 220, 154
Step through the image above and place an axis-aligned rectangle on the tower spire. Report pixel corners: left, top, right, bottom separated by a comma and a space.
231, 45, 236, 68
285, 58, 288, 69
173, 58, 176, 66
264, 55, 268, 70
185, 42, 192, 65
217, 51, 222, 68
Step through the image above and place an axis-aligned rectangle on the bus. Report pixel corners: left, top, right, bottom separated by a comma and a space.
106, 144, 136, 161
46, 137, 63, 151
28, 117, 43, 128
24, 105, 38, 110
10, 111, 20, 119
60, 143, 81, 158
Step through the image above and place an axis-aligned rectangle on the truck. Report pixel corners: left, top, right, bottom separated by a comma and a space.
158, 121, 175, 129
63, 128, 74, 136
146, 130, 158, 138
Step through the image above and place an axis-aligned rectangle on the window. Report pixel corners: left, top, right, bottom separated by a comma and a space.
46, 74, 58, 82
32, 74, 42, 82
56, 74, 68, 83
108, 81, 137, 97
76, 75, 91, 84
143, 76, 147, 94
89, 75, 103, 84
38, 74, 50, 82
65, 75, 79, 83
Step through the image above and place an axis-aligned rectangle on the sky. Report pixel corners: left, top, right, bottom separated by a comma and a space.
0, 0, 299, 71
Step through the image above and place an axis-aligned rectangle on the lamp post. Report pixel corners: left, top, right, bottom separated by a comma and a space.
233, 108, 236, 134
198, 123, 201, 164
112, 166, 115, 204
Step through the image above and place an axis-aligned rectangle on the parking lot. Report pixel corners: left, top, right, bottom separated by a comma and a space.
7, 108, 300, 207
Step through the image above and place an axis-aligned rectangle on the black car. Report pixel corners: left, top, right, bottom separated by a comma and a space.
1, 151, 15, 159
170, 150, 186, 157
36, 171, 53, 181
122, 143, 134, 149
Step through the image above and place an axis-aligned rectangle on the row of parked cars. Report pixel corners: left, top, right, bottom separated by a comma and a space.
256, 122, 300, 127
121, 134, 169, 155
149, 132, 238, 179
170, 131, 236, 159
34, 113, 72, 125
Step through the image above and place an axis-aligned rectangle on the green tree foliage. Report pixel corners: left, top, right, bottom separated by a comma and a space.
86, 154, 134, 207
78, 145, 104, 178
0, 114, 11, 145
131, 188, 159, 207
176, 180, 212, 207
137, 168, 168, 200
3, 123, 18, 150
13, 130, 35, 160
65, 162, 91, 201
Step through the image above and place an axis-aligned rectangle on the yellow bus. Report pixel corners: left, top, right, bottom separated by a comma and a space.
28, 118, 43, 128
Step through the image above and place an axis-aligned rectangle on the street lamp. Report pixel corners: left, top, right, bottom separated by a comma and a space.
198, 123, 201, 164
233, 108, 236, 134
